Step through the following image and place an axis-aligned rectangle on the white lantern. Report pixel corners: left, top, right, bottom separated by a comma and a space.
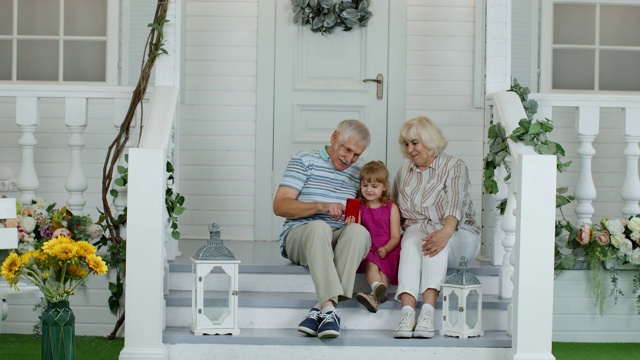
440, 256, 484, 339
190, 223, 240, 335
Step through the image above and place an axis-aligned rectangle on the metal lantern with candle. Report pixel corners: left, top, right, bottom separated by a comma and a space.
190, 222, 240, 335
440, 256, 484, 339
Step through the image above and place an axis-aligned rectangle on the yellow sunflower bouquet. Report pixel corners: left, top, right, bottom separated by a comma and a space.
1, 235, 108, 302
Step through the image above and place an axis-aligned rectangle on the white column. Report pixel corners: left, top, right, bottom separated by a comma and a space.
65, 98, 88, 214
621, 107, 640, 217
154, 0, 180, 88
574, 106, 599, 226
154, 0, 182, 264
485, 0, 512, 94
510, 154, 556, 360
119, 148, 167, 360
15, 97, 40, 204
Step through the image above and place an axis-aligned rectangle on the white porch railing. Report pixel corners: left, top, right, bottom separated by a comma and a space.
0, 84, 141, 215
530, 93, 640, 223
485, 91, 557, 360
485, 93, 640, 286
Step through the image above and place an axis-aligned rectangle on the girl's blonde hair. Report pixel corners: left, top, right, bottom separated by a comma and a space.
357, 160, 391, 204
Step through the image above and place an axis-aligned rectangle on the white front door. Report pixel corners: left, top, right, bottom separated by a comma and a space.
271, 0, 390, 238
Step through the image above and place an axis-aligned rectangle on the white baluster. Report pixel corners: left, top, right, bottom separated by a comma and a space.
621, 107, 640, 217
164, 110, 180, 263
16, 97, 39, 204
491, 164, 508, 266
499, 156, 516, 301
574, 106, 599, 226
65, 98, 88, 214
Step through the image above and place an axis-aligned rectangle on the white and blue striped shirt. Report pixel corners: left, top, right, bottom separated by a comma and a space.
277, 146, 362, 258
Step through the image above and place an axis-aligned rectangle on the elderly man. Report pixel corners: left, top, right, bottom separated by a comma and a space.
273, 119, 372, 338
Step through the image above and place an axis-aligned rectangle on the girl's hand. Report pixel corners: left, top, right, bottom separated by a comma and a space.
377, 247, 387, 259
422, 227, 453, 257
344, 216, 357, 224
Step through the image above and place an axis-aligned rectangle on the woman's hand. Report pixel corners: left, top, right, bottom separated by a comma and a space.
422, 227, 453, 257
344, 216, 357, 224
377, 246, 388, 259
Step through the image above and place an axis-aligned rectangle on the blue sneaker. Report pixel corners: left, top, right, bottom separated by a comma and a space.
317, 311, 341, 338
297, 308, 321, 336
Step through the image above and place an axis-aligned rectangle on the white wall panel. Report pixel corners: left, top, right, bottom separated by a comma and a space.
406, 0, 483, 223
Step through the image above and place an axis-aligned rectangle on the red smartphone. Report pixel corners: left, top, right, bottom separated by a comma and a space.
345, 198, 360, 223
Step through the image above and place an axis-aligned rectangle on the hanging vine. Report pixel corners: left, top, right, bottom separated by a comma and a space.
98, 0, 169, 339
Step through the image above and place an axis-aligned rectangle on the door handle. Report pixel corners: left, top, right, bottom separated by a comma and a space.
363, 73, 383, 100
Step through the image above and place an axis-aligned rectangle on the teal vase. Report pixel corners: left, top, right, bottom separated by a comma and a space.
41, 301, 76, 360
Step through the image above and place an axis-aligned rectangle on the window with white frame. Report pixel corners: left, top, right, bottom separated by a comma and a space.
541, 1, 640, 92
0, 0, 118, 84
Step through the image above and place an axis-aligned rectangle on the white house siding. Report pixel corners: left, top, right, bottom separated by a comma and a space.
179, 0, 258, 241
553, 269, 640, 342
406, 0, 485, 217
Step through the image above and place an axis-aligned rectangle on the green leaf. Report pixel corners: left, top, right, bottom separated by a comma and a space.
528, 121, 542, 135
560, 254, 577, 269
174, 206, 185, 216
484, 178, 498, 194
114, 178, 125, 187
496, 122, 506, 138
556, 194, 571, 208
110, 189, 118, 197
557, 187, 569, 194
172, 230, 181, 240
117, 165, 127, 174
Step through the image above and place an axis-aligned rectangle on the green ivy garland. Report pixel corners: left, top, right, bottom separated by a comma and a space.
291, 0, 372, 34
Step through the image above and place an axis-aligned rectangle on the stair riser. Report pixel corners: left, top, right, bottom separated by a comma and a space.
166, 344, 510, 360
165, 306, 507, 331
168, 272, 500, 295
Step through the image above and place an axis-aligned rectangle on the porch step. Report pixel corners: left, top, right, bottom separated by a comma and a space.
163, 240, 512, 357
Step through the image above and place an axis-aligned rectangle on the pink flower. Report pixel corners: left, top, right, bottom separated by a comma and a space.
52, 228, 72, 239
597, 232, 610, 246
577, 224, 592, 245
21, 206, 35, 217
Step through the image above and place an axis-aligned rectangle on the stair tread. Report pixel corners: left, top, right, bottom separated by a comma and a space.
172, 240, 500, 276
164, 327, 511, 348
165, 290, 509, 310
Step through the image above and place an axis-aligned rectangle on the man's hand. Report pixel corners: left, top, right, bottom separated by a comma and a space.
322, 202, 346, 221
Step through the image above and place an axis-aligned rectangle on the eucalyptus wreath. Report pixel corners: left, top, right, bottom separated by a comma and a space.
291, 0, 373, 34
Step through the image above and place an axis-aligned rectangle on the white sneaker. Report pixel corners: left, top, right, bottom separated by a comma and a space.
413, 311, 435, 338
393, 309, 416, 338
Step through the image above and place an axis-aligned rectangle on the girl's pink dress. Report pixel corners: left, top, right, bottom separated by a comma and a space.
357, 202, 401, 285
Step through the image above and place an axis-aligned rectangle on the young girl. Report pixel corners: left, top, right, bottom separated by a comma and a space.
345, 160, 401, 313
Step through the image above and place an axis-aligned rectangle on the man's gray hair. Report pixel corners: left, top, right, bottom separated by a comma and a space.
335, 119, 371, 148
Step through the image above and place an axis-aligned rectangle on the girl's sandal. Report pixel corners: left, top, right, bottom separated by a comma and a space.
356, 292, 378, 313
373, 283, 388, 304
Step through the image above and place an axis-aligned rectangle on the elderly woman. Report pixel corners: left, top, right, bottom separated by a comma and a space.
391, 116, 480, 338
